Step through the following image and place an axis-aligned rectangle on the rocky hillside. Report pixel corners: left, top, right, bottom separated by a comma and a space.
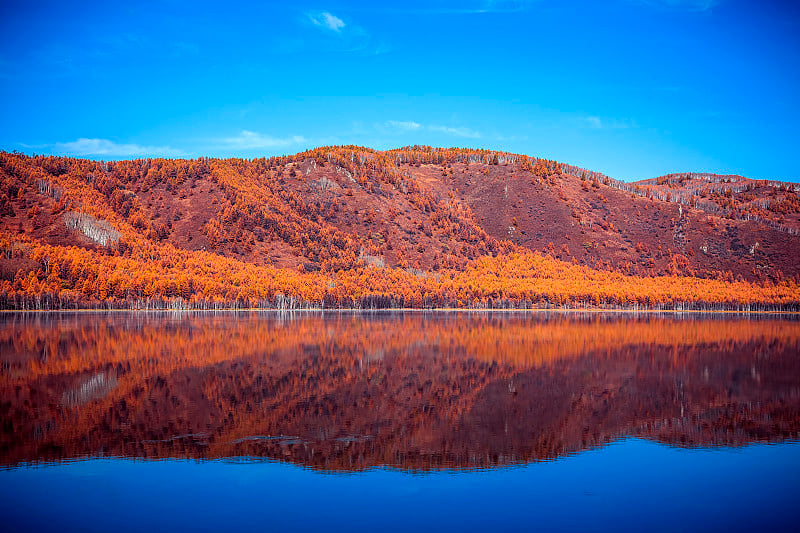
1, 147, 799, 310
2, 147, 798, 282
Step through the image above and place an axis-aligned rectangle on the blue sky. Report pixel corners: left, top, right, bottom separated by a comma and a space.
1, 0, 798, 181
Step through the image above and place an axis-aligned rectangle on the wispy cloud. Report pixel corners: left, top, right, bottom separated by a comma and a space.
308, 11, 346, 32
582, 116, 638, 130
386, 120, 422, 131
46, 138, 183, 157
302, 10, 388, 55
630, 0, 722, 12
356, 1, 537, 15
464, 0, 537, 14
384, 120, 482, 138
222, 130, 308, 149
429, 125, 482, 138
585, 116, 604, 129
494, 133, 529, 142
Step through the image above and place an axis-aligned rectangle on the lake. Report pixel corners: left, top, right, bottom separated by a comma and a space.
1, 311, 799, 532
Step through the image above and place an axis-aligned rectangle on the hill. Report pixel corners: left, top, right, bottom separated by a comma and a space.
1, 146, 799, 309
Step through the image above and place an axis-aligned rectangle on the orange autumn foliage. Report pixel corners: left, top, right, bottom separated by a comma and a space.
2, 148, 799, 310
1, 230, 798, 310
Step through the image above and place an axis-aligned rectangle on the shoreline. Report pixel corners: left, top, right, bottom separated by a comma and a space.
2, 307, 799, 315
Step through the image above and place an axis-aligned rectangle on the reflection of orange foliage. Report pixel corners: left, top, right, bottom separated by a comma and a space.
2, 313, 799, 471
5, 313, 800, 379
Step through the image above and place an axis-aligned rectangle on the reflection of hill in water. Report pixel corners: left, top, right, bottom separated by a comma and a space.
1, 312, 799, 471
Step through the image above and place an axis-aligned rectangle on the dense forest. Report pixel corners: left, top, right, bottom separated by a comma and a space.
1, 146, 799, 310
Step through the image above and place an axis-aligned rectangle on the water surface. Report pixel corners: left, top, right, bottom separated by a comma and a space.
1, 311, 799, 531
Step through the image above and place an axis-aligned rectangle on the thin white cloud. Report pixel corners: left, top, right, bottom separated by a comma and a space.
364, 1, 537, 15
301, 11, 386, 55
222, 130, 308, 149
630, 0, 721, 12
383, 121, 482, 138
468, 0, 536, 13
494, 134, 529, 142
582, 116, 637, 130
372, 42, 392, 55
585, 116, 604, 129
308, 11, 346, 32
50, 138, 183, 157
386, 120, 422, 131
429, 125, 482, 138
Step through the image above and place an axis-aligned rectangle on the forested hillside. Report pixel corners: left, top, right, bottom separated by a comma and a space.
1, 146, 798, 309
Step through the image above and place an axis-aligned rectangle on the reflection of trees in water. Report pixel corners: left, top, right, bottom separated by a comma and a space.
1, 312, 799, 471
60, 372, 117, 407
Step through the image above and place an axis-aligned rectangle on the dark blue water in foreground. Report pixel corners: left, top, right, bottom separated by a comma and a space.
2, 311, 800, 531
3, 439, 799, 532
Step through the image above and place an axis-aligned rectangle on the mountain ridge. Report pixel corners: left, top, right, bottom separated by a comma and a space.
1, 146, 799, 309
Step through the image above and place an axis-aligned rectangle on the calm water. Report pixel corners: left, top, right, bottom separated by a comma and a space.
1, 311, 799, 532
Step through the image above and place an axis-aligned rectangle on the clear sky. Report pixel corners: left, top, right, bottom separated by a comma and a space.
1, 0, 798, 181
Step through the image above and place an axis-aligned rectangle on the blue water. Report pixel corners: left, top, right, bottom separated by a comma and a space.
3, 312, 800, 532
3, 438, 799, 533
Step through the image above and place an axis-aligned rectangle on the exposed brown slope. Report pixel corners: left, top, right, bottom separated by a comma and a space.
0, 150, 507, 275
1, 147, 798, 282
391, 157, 800, 281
